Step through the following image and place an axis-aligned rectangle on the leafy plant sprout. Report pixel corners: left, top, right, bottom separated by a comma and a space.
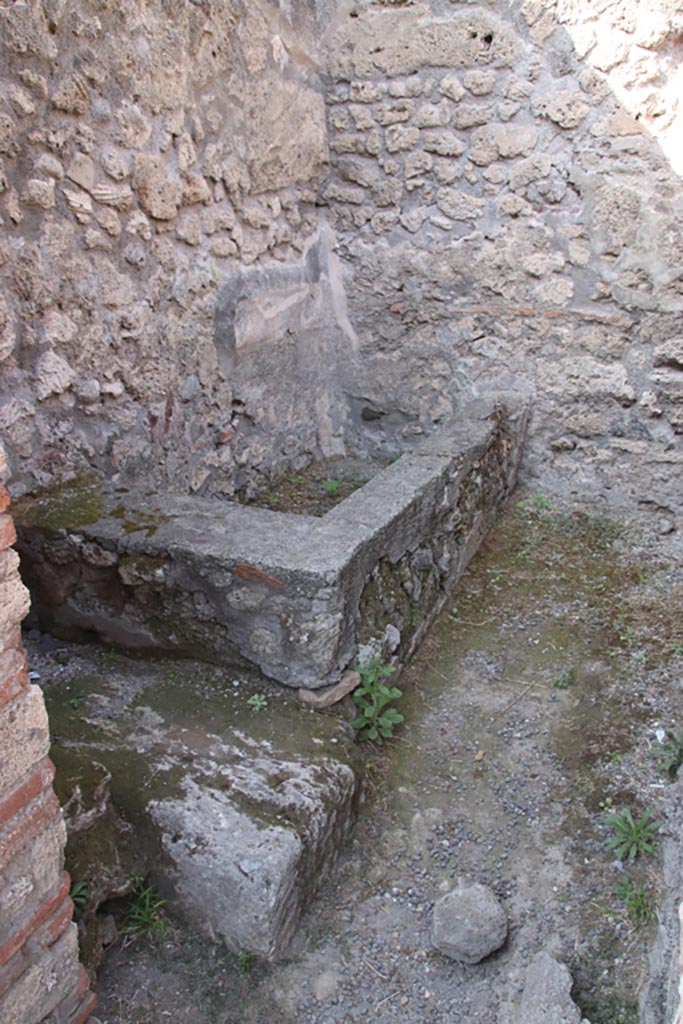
553, 667, 576, 690
352, 656, 404, 744
237, 948, 255, 976
247, 693, 268, 711
612, 878, 656, 927
70, 880, 89, 921
606, 809, 662, 862
122, 873, 170, 940
321, 479, 340, 495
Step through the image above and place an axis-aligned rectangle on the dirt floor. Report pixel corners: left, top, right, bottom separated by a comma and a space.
29, 493, 683, 1024
238, 455, 390, 516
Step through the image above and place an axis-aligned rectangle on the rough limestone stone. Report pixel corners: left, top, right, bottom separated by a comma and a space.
133, 154, 177, 220
517, 952, 583, 1023
432, 882, 508, 964
34, 350, 75, 400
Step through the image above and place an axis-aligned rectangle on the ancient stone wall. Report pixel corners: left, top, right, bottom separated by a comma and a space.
321, 0, 683, 530
2, 0, 682, 528
0, 0, 348, 501
0, 440, 94, 1024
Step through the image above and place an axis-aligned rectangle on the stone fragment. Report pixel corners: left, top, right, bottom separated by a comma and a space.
405, 151, 433, 178
22, 179, 55, 208
469, 126, 499, 166
350, 82, 386, 103
436, 188, 484, 221
432, 882, 507, 964
35, 153, 63, 179
10, 85, 36, 116
348, 105, 375, 131
440, 73, 465, 102
452, 103, 493, 129
211, 237, 238, 258
371, 209, 400, 233
654, 339, 683, 370
494, 123, 537, 157
66, 153, 95, 192
0, 112, 17, 156
532, 91, 590, 129
388, 76, 423, 98
96, 207, 121, 237
90, 182, 134, 210
125, 209, 151, 239
116, 101, 152, 149
463, 70, 497, 95
180, 173, 211, 206
18, 69, 48, 97
385, 125, 420, 153
101, 148, 129, 181
373, 179, 403, 207
517, 952, 583, 1023
509, 153, 551, 191
330, 133, 367, 155
415, 102, 450, 128
176, 214, 202, 246
0, 297, 16, 364
338, 157, 381, 188
35, 350, 75, 399
134, 155, 177, 220
591, 182, 640, 256
75, 379, 101, 404
52, 74, 89, 115
63, 186, 93, 222
400, 206, 428, 232
423, 131, 465, 157
375, 101, 413, 126
298, 672, 361, 709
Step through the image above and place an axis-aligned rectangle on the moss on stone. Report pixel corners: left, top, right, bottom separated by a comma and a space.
13, 475, 104, 535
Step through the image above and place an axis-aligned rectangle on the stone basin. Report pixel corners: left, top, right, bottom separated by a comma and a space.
15, 400, 527, 689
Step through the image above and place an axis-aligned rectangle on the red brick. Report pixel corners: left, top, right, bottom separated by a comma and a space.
0, 943, 28, 1000
0, 789, 61, 870
48, 970, 97, 1024
26, 894, 73, 952
0, 873, 69, 967
0, 487, 8, 514
0, 757, 55, 827
0, 514, 16, 551
71, 989, 98, 1024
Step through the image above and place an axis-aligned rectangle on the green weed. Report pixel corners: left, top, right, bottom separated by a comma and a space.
606, 808, 662, 862
321, 479, 340, 495
237, 949, 255, 976
352, 657, 404, 744
123, 873, 170, 939
553, 667, 576, 690
247, 693, 268, 711
70, 880, 89, 921
613, 878, 656, 926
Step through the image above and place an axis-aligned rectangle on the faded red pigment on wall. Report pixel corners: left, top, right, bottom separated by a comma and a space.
0, 446, 94, 1024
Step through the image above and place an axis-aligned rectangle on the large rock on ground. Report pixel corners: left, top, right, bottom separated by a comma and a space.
431, 881, 507, 964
